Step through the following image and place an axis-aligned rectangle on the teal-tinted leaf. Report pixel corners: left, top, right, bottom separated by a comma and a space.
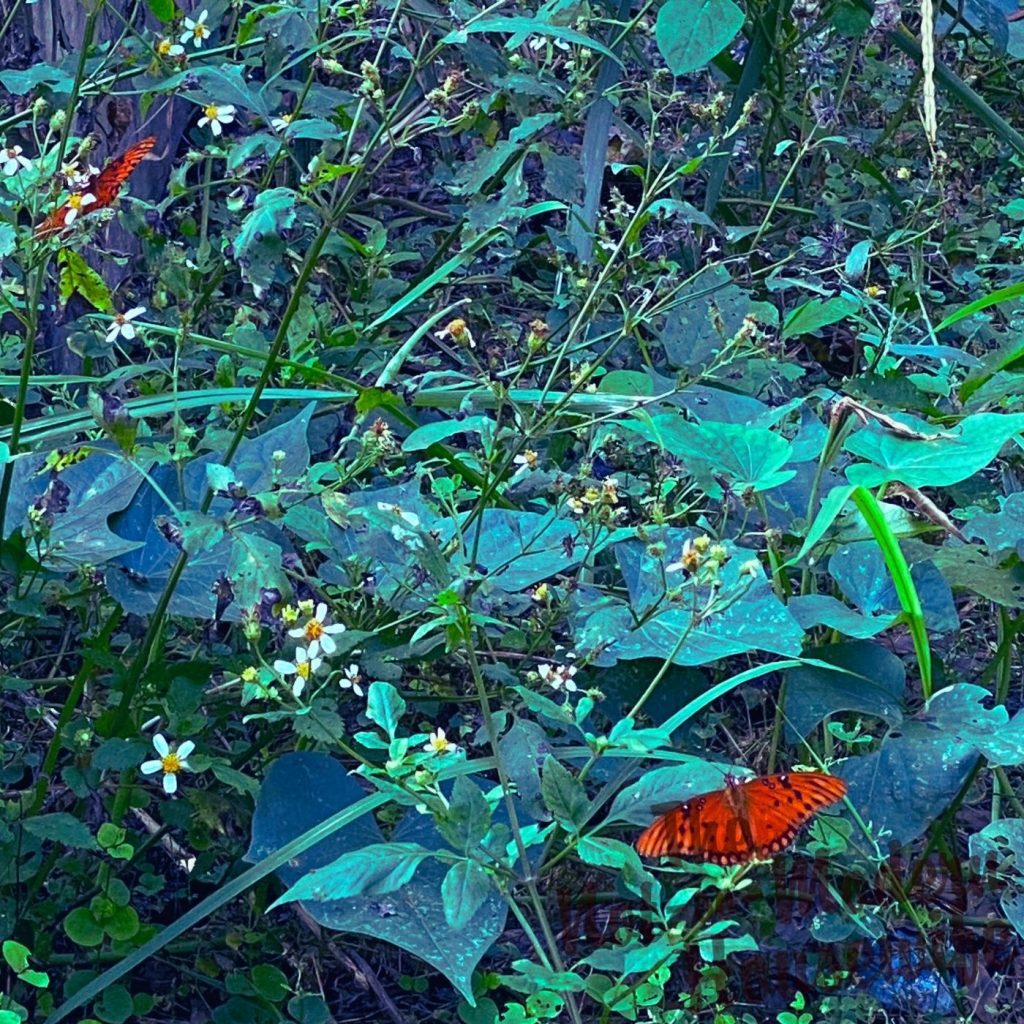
923, 683, 1024, 766
844, 412, 1024, 488
845, 239, 871, 279
963, 491, 1024, 557
366, 681, 406, 739
599, 370, 654, 396
231, 187, 298, 296
436, 776, 493, 852
92, 738, 149, 771
781, 295, 859, 340
607, 760, 741, 826
498, 719, 548, 820
783, 642, 905, 741
226, 531, 287, 609
787, 594, 898, 638
540, 755, 589, 831
437, 509, 582, 592
655, 0, 745, 75
627, 415, 795, 494
659, 265, 778, 372
577, 836, 643, 871
270, 842, 431, 907
177, 64, 274, 119
441, 860, 494, 929
22, 813, 98, 851
248, 753, 506, 1005
0, 64, 73, 95
442, 17, 622, 65
0, 224, 16, 261
402, 415, 494, 452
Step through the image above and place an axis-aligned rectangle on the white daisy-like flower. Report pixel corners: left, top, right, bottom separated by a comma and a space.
288, 601, 346, 658
105, 306, 146, 344
197, 103, 235, 136
60, 159, 96, 188
538, 663, 578, 693
63, 192, 96, 226
513, 449, 539, 473
140, 733, 195, 795
181, 9, 211, 48
156, 37, 186, 58
423, 728, 458, 756
1, 144, 31, 176
340, 663, 364, 698
274, 646, 323, 698
271, 114, 293, 131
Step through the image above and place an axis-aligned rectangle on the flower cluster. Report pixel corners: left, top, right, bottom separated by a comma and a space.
272, 601, 348, 698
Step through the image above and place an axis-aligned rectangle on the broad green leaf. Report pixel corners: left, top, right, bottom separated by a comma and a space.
540, 755, 589, 831
436, 776, 492, 852
57, 250, 113, 312
269, 842, 432, 908
23, 813, 99, 851
366, 681, 406, 739
441, 16, 622, 66
402, 416, 494, 453
231, 187, 297, 296
782, 295, 859, 340
146, 0, 175, 22
655, 0, 745, 75
441, 860, 493, 929
844, 412, 1024, 488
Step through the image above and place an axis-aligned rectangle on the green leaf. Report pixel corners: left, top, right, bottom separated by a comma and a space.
145, 0, 175, 22
366, 681, 406, 739
655, 0, 745, 75
250, 964, 290, 1003
57, 250, 113, 312
436, 776, 493, 852
441, 860, 494, 929
782, 295, 860, 340
540, 756, 589, 831
844, 412, 1024, 489
441, 16, 622, 66
2, 940, 30, 972
268, 842, 432, 908
935, 279, 1024, 332
64, 907, 104, 947
23, 812, 99, 850
403, 416, 494, 453
231, 187, 297, 296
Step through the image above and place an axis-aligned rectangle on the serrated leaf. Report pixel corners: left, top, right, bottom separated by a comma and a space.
441, 860, 493, 929
540, 755, 589, 831
22, 812, 99, 850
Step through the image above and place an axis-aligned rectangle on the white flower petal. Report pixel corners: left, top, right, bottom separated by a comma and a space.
141, 760, 163, 774
318, 633, 336, 656
177, 741, 196, 759
163, 773, 178, 794
153, 734, 170, 757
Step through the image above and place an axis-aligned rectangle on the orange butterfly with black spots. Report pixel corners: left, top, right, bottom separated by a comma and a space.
636, 771, 847, 865
35, 136, 156, 238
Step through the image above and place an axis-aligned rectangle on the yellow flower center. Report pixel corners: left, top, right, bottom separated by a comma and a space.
161, 753, 182, 774
304, 619, 324, 641
296, 661, 312, 679
193, 24, 208, 39
69, 194, 86, 210
157, 39, 171, 54
204, 105, 219, 120
431, 737, 449, 752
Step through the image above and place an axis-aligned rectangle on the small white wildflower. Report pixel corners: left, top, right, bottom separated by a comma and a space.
513, 449, 539, 473
181, 9, 211, 48
105, 306, 146, 344
538, 663, 578, 693
197, 103, 235, 136
273, 646, 323, 698
1, 144, 31, 176
423, 727, 458, 755
140, 733, 195, 795
271, 114, 293, 131
288, 601, 346, 657
63, 192, 96, 226
340, 664, 365, 698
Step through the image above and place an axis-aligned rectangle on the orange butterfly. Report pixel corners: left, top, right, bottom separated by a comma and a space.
35, 136, 157, 238
635, 771, 847, 865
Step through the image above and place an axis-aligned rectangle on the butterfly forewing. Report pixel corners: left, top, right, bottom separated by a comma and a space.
636, 771, 847, 864
35, 135, 156, 237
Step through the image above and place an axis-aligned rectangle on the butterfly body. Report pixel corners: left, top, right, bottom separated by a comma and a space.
636, 771, 847, 865
35, 136, 156, 238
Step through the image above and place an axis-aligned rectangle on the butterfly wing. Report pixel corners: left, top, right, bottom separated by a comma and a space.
741, 772, 847, 860
636, 788, 757, 863
90, 136, 156, 208
35, 136, 156, 237
636, 772, 846, 865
